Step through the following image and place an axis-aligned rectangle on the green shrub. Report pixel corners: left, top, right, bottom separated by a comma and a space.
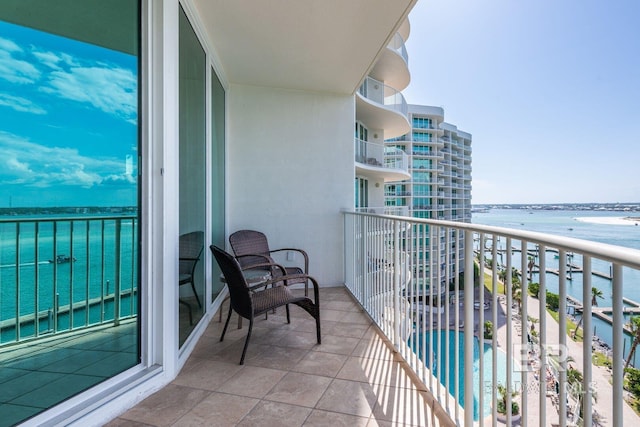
528, 282, 540, 298
546, 291, 559, 311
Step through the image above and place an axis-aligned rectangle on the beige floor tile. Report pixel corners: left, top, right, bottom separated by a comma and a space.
336, 356, 404, 387
103, 418, 154, 427
236, 400, 312, 427
311, 334, 360, 356
371, 385, 430, 427
264, 371, 332, 407
217, 365, 287, 398
316, 379, 378, 418
171, 392, 258, 427
172, 358, 243, 391
325, 322, 371, 339
117, 384, 209, 427
351, 334, 394, 360
244, 345, 309, 370
293, 351, 348, 378
303, 409, 370, 426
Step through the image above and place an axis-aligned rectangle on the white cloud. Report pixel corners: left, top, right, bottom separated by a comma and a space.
42, 64, 137, 122
0, 131, 134, 189
0, 37, 40, 84
0, 93, 46, 114
0, 36, 137, 123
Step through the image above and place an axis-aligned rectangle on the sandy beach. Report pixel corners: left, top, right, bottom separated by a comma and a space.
575, 216, 640, 226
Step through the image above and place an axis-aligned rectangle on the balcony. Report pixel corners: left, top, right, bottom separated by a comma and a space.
369, 33, 410, 92
355, 139, 411, 182
356, 77, 410, 139
10, 213, 640, 427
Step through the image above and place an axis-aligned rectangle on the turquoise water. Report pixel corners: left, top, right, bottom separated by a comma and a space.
0, 214, 138, 342
473, 208, 640, 366
413, 330, 516, 421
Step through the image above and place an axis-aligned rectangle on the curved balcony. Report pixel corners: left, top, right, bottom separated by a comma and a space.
355, 139, 411, 182
397, 17, 410, 42
369, 33, 410, 91
356, 77, 410, 139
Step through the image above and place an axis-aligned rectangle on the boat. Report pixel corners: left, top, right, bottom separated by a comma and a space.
49, 255, 76, 264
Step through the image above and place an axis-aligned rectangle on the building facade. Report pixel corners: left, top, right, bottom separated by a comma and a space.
385, 105, 472, 296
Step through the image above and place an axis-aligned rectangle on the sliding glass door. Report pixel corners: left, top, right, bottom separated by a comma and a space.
0, 1, 141, 424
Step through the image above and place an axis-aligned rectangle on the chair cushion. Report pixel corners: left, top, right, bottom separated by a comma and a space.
252, 285, 305, 315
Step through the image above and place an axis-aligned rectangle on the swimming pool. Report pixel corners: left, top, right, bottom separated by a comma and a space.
412, 330, 516, 421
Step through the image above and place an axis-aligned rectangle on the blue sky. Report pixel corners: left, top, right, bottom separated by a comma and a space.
0, 20, 138, 208
404, 0, 640, 204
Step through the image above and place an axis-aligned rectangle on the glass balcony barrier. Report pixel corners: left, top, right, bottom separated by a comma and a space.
358, 77, 408, 118
355, 139, 409, 174
388, 32, 409, 64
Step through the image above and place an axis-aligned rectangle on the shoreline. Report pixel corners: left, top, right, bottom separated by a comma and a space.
575, 216, 640, 226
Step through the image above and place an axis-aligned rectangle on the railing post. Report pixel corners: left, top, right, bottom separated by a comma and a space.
114, 219, 121, 326
582, 257, 593, 427
612, 263, 623, 427
393, 220, 401, 349
463, 230, 474, 427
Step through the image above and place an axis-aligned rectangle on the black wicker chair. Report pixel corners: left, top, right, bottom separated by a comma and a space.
211, 245, 321, 365
229, 229, 310, 296
179, 231, 204, 324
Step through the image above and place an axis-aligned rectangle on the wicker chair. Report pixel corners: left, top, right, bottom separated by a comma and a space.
211, 245, 321, 365
229, 229, 310, 295
179, 231, 204, 324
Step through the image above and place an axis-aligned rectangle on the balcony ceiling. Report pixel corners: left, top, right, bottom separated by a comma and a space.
192, 0, 417, 94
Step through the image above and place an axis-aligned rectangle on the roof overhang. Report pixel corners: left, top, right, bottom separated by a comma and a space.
192, 0, 417, 94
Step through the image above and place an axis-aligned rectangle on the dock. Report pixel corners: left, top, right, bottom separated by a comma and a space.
570, 296, 640, 335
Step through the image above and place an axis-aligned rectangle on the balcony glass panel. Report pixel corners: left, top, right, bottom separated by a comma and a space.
0, 1, 140, 423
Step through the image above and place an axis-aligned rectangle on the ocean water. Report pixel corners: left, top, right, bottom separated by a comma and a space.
472, 208, 640, 364
0, 214, 138, 342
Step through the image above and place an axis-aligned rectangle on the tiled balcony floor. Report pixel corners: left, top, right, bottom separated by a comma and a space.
108, 286, 445, 427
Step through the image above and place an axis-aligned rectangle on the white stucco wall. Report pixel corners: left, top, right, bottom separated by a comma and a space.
227, 84, 354, 286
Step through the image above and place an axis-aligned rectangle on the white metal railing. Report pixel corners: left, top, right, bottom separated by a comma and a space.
355, 206, 409, 217
344, 211, 640, 426
0, 215, 138, 346
358, 76, 408, 118
354, 138, 409, 174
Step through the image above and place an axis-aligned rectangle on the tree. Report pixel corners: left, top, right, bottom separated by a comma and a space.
591, 287, 604, 306
528, 282, 540, 298
496, 383, 519, 416
625, 316, 640, 370
527, 256, 535, 282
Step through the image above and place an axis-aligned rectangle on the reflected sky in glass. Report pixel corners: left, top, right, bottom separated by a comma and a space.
0, 20, 137, 207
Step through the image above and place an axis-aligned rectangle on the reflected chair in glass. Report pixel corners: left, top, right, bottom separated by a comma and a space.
179, 231, 204, 324
229, 229, 310, 296
211, 245, 321, 365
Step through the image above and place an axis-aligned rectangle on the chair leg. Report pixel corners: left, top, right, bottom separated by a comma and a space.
179, 299, 193, 325
315, 313, 321, 344
220, 304, 233, 342
286, 304, 290, 324
240, 317, 254, 365
190, 281, 202, 308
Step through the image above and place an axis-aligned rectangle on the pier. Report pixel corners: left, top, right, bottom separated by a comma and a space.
569, 295, 640, 336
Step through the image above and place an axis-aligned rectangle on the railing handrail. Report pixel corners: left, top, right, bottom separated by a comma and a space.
0, 213, 138, 224
346, 211, 640, 268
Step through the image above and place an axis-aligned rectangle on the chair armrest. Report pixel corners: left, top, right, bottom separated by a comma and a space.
269, 248, 309, 273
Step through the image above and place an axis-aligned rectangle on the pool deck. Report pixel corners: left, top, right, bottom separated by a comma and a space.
487, 292, 640, 426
